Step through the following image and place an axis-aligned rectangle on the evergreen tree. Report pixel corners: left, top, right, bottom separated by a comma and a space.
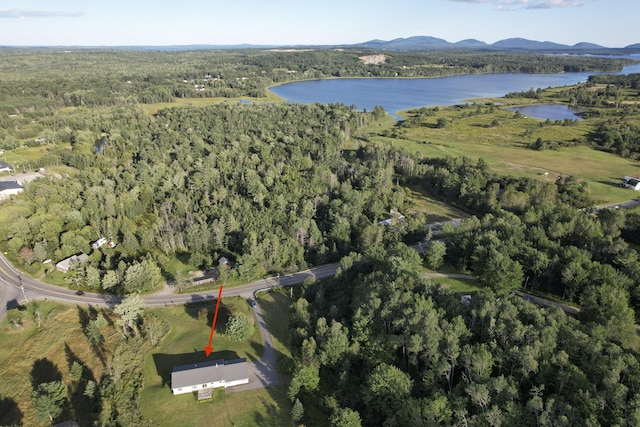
32, 381, 67, 423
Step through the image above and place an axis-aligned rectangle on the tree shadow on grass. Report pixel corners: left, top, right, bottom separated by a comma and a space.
63, 343, 98, 426
30, 358, 62, 389
183, 300, 232, 332
151, 350, 240, 387
0, 396, 22, 427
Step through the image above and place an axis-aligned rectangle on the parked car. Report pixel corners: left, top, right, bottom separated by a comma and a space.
248, 298, 257, 308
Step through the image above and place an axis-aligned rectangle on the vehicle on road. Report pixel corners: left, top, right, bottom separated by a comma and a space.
248, 298, 257, 308
75, 290, 85, 296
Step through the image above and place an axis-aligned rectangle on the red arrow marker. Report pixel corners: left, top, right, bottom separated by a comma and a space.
204, 285, 223, 357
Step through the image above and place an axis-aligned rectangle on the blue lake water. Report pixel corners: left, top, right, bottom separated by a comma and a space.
269, 54, 640, 119
506, 105, 584, 121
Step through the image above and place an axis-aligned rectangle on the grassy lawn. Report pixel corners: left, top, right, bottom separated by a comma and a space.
0, 302, 110, 427
257, 290, 294, 364
405, 184, 470, 222
430, 276, 483, 294
139, 294, 293, 426
1, 143, 73, 169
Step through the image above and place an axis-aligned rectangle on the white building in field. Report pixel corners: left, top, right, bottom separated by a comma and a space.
622, 176, 640, 190
170, 358, 249, 395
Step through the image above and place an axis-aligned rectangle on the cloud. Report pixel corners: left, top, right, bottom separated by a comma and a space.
449, 0, 584, 9
0, 8, 84, 19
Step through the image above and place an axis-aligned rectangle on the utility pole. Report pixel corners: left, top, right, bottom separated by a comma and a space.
18, 274, 28, 304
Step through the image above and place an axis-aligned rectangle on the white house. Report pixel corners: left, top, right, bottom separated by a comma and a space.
171, 358, 249, 395
622, 176, 640, 191
56, 253, 90, 273
0, 180, 23, 201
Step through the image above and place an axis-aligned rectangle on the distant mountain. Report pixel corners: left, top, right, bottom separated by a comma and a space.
353, 36, 638, 52
454, 39, 489, 48
360, 36, 452, 50
490, 38, 568, 50
572, 42, 605, 49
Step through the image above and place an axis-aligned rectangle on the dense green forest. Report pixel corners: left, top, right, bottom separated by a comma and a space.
1, 102, 428, 293
288, 247, 640, 426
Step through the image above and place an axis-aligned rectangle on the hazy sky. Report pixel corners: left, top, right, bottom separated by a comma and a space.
0, 0, 637, 47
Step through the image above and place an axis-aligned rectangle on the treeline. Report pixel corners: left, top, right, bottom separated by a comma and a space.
414, 156, 640, 330
561, 74, 640, 158
0, 49, 631, 114
287, 247, 640, 426
0, 103, 425, 293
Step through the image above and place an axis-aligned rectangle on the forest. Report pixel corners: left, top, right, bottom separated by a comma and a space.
288, 245, 640, 426
2, 48, 640, 425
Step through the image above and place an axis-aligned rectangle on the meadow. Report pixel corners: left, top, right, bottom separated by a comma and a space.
372, 101, 639, 204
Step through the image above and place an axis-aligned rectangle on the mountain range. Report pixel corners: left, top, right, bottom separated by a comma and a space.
7, 36, 639, 52
354, 36, 640, 51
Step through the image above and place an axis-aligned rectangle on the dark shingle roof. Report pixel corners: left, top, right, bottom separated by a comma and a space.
0, 181, 22, 191
171, 358, 248, 389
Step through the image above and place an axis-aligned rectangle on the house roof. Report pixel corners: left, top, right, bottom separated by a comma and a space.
0, 161, 10, 169
0, 181, 22, 191
627, 179, 640, 187
56, 253, 89, 270
171, 358, 248, 389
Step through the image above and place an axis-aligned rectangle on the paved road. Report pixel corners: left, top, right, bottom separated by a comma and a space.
592, 198, 640, 212
512, 291, 581, 316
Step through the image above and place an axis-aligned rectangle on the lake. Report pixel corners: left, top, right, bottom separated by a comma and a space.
506, 105, 584, 121
269, 54, 640, 119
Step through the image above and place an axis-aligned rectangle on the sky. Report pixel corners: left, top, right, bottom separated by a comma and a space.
0, 0, 638, 48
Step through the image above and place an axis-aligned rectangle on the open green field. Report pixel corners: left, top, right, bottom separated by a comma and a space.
405, 184, 471, 221
371, 104, 639, 204
139, 292, 294, 427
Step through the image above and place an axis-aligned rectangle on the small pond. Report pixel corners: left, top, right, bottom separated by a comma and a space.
506, 104, 584, 121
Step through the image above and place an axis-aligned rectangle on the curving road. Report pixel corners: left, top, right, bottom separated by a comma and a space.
0, 251, 340, 314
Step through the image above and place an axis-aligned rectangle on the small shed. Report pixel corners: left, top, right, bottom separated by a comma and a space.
0, 161, 11, 173
171, 358, 249, 395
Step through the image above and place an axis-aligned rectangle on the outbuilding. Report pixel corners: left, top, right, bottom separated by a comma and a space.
622, 176, 640, 191
170, 358, 249, 395
0, 180, 23, 201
